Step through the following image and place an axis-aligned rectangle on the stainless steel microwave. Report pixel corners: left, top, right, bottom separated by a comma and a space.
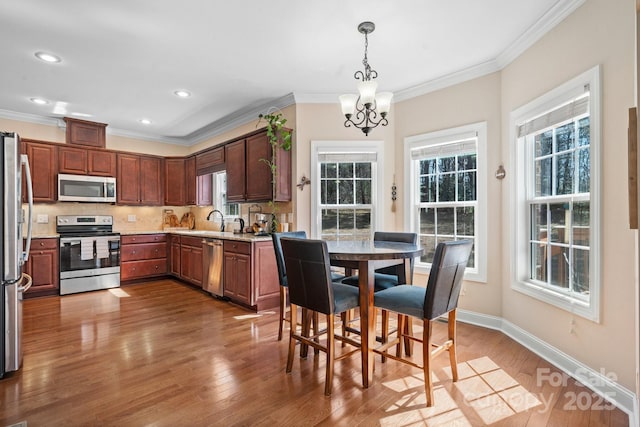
58, 174, 116, 202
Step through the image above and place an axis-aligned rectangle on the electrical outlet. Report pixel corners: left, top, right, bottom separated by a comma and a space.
36, 214, 48, 224
127, 215, 136, 222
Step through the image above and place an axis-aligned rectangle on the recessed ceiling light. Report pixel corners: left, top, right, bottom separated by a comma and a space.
174, 90, 191, 98
34, 51, 61, 63
30, 97, 49, 105
71, 112, 93, 118
139, 119, 152, 125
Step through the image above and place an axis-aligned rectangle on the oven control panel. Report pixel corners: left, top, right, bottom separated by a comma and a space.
57, 215, 113, 226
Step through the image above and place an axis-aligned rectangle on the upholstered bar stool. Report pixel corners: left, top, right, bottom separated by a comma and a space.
373, 239, 473, 406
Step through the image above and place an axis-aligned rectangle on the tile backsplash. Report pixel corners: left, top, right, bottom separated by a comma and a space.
26, 202, 293, 236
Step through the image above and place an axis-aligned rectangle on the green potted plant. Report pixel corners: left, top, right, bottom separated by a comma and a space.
257, 112, 292, 233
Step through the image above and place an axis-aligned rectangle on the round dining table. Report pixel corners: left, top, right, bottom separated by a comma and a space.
325, 239, 424, 388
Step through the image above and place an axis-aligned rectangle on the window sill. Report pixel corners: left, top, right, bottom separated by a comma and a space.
512, 279, 598, 322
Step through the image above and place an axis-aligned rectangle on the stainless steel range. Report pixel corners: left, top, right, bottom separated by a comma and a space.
57, 215, 120, 295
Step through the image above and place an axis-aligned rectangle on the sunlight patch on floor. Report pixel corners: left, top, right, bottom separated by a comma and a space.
233, 314, 262, 320
379, 356, 543, 425
108, 288, 130, 298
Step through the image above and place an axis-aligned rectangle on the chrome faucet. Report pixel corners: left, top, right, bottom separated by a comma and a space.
206, 209, 225, 232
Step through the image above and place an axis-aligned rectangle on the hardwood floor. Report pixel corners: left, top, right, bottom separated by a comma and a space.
0, 279, 629, 426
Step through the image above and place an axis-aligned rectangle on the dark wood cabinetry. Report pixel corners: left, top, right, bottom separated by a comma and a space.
225, 140, 246, 202
23, 140, 57, 203
197, 174, 212, 206
140, 156, 164, 205
169, 234, 181, 276
117, 154, 163, 205
164, 158, 186, 206
221, 239, 279, 310
225, 129, 291, 203
178, 236, 203, 287
64, 117, 107, 148
24, 238, 59, 298
185, 156, 196, 205
223, 240, 251, 305
196, 146, 225, 175
252, 240, 280, 309
59, 146, 116, 176
120, 234, 167, 281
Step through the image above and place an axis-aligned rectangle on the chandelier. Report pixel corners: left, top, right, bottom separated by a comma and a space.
339, 21, 393, 136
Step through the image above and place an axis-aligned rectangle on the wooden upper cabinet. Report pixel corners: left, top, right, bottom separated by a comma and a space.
196, 146, 225, 175
88, 150, 116, 176
139, 156, 163, 205
59, 146, 116, 176
245, 132, 273, 201
117, 154, 163, 206
58, 146, 87, 174
164, 158, 186, 206
225, 129, 292, 203
197, 174, 212, 206
225, 139, 246, 202
23, 140, 57, 203
64, 117, 106, 148
185, 156, 196, 205
117, 154, 141, 205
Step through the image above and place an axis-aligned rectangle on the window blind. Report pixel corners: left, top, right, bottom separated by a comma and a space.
517, 95, 589, 137
318, 152, 377, 162
410, 137, 477, 160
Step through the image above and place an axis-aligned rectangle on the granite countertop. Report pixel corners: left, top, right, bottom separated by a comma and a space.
32, 229, 274, 242
120, 229, 273, 242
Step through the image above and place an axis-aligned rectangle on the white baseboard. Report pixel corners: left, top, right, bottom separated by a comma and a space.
457, 309, 637, 425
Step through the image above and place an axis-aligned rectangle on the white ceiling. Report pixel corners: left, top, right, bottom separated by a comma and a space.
0, 0, 583, 146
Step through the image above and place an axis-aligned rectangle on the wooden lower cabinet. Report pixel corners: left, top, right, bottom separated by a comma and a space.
223, 241, 252, 305
179, 236, 203, 287
120, 234, 167, 281
223, 240, 279, 310
24, 238, 59, 298
169, 234, 181, 276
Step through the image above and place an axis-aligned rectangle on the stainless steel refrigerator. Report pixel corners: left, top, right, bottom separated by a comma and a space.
1, 132, 33, 379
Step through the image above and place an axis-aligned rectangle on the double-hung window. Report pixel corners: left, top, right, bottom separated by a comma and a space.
405, 123, 487, 282
511, 66, 600, 321
311, 141, 384, 240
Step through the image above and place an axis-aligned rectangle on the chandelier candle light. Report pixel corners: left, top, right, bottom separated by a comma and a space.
339, 21, 393, 136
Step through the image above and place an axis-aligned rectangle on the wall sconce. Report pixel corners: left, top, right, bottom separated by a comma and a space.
495, 165, 506, 180
297, 175, 311, 190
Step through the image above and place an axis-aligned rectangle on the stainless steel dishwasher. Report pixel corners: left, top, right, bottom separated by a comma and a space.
203, 239, 224, 297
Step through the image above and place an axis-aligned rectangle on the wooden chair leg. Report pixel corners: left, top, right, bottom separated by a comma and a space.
404, 317, 414, 356
340, 311, 348, 347
325, 313, 335, 396
448, 309, 458, 382
286, 304, 298, 373
300, 309, 311, 359
278, 285, 286, 341
312, 312, 320, 355
396, 314, 405, 358
423, 319, 434, 407
381, 309, 389, 362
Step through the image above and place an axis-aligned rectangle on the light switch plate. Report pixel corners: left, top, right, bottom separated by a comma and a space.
36, 214, 48, 224
127, 215, 136, 222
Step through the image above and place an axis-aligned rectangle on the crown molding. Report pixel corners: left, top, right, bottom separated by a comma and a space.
393, 59, 500, 102
105, 127, 190, 146
394, 0, 586, 102
293, 93, 343, 104
0, 109, 63, 127
495, 0, 587, 68
186, 93, 296, 145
